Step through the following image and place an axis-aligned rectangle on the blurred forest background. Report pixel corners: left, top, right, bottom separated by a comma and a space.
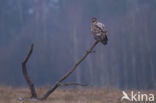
0, 0, 156, 89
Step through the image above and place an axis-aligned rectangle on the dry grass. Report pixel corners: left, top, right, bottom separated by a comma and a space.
0, 86, 155, 103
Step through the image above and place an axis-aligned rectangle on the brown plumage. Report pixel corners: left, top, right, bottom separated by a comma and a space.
91, 17, 108, 45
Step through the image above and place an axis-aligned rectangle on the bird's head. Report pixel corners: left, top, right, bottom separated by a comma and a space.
91, 17, 97, 23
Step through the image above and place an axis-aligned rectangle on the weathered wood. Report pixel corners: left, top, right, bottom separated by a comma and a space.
22, 44, 37, 98
40, 40, 99, 100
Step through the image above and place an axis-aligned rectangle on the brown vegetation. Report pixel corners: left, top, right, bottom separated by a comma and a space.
0, 86, 155, 103
0, 86, 120, 103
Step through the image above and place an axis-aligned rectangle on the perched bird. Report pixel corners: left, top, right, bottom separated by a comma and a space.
91, 17, 108, 45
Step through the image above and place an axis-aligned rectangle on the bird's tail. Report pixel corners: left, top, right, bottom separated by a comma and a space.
101, 35, 108, 45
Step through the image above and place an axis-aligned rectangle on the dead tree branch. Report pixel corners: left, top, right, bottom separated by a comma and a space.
22, 40, 99, 100
22, 44, 37, 98
40, 40, 99, 100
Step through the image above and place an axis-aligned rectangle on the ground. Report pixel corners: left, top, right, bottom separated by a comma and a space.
0, 86, 155, 103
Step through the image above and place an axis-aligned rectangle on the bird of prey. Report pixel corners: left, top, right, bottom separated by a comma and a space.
91, 17, 108, 45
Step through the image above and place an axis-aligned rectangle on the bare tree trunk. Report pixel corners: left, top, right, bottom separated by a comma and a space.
40, 40, 99, 100
22, 44, 37, 98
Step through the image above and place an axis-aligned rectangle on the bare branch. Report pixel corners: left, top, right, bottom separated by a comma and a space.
40, 40, 99, 100
22, 44, 37, 98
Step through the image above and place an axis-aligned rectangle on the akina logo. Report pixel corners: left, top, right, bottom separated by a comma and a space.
121, 91, 155, 102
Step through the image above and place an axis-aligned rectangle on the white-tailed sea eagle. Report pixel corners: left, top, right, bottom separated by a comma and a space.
91, 17, 108, 45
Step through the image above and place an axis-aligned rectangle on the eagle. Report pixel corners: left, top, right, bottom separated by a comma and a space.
91, 17, 108, 45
